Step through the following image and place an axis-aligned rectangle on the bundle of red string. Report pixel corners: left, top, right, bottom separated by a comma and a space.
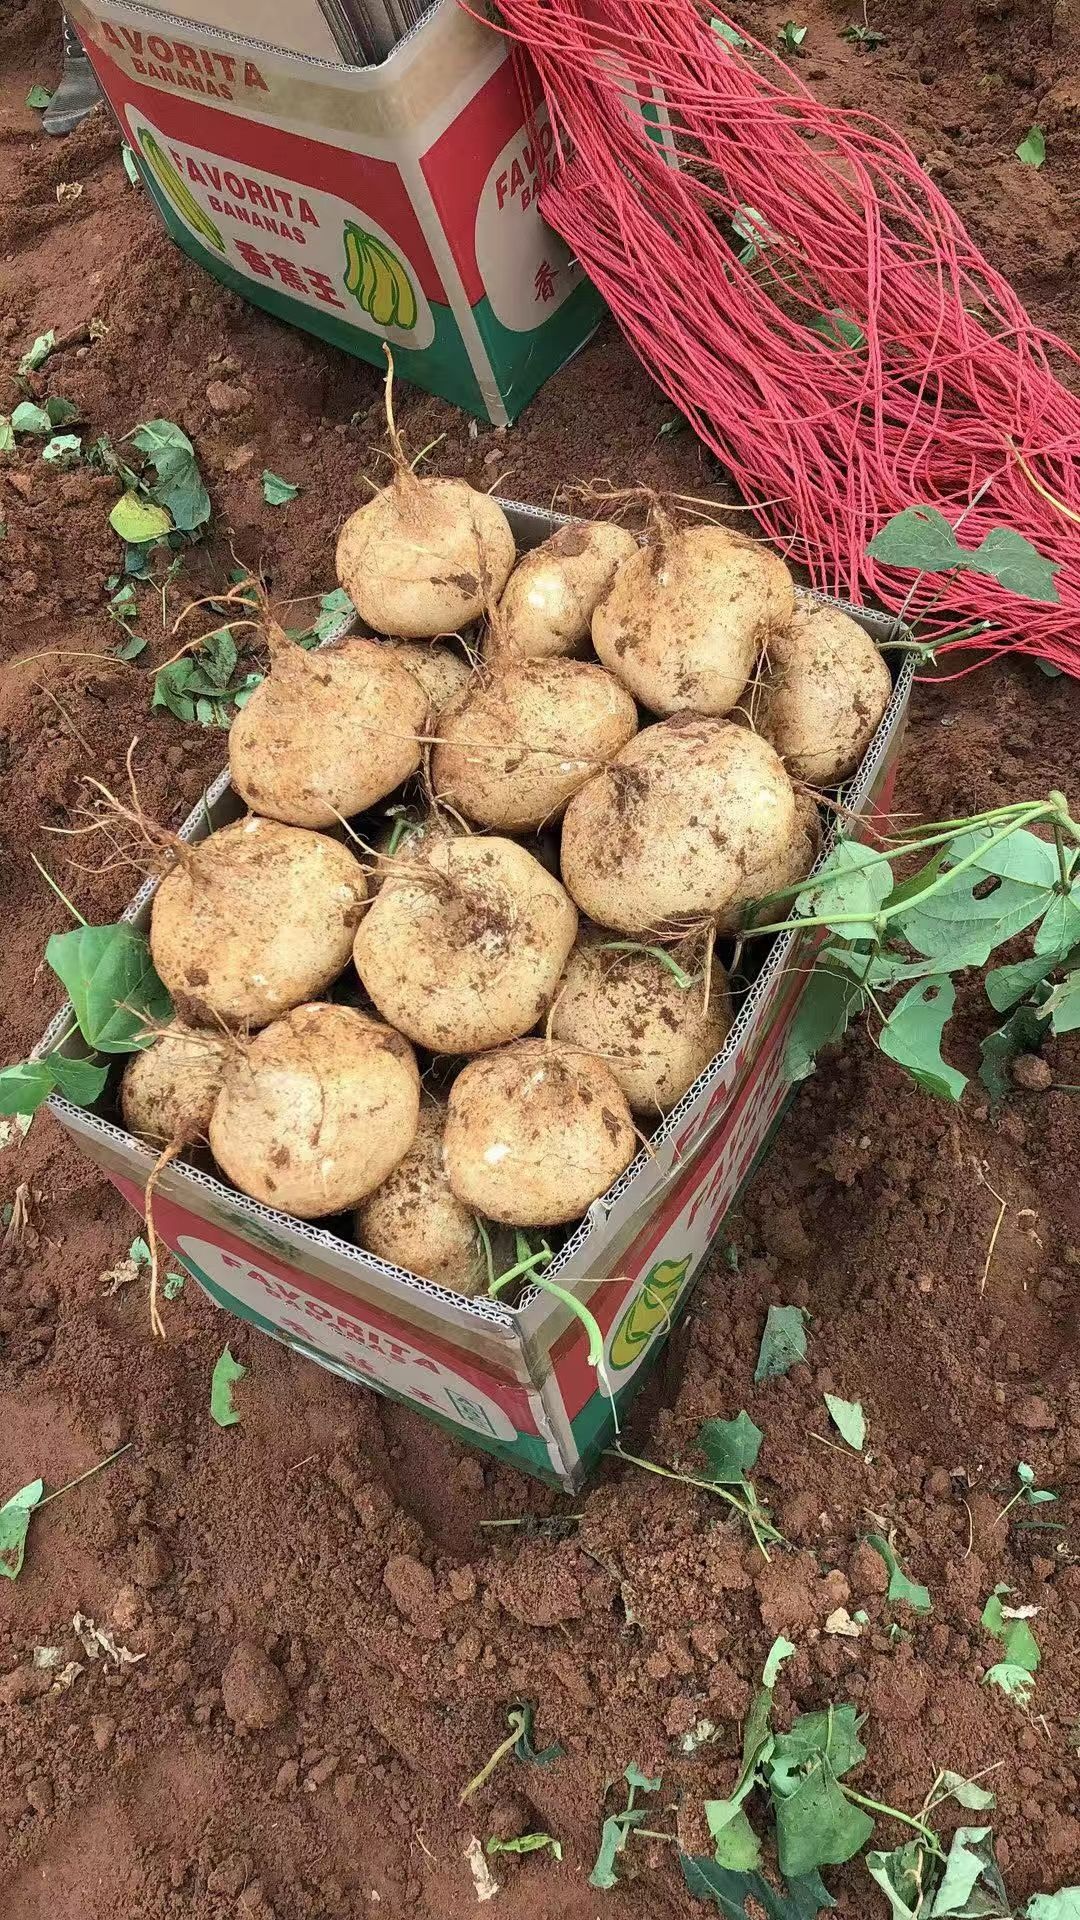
472, 0, 1080, 673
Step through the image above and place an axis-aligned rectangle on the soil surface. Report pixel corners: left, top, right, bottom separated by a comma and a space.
2, 3, 1080, 1918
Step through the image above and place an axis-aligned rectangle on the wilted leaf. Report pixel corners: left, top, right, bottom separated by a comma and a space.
707, 1801, 762, 1872
1044, 972, 1080, 1033
784, 962, 866, 1083
486, 1832, 562, 1860
824, 1394, 865, 1450
929, 1826, 1010, 1917
0, 1478, 44, 1579
867, 1840, 938, 1919
109, 490, 172, 544
699, 1410, 764, 1484
774, 1760, 875, 1879
865, 1535, 932, 1613
18, 330, 56, 376
125, 419, 210, 531
510, 1700, 564, 1766
1026, 1895, 1080, 1919
262, 469, 299, 505
937, 1771, 996, 1812
868, 506, 1059, 604
768, 1705, 866, 1796
680, 1853, 837, 1918
11, 401, 52, 435
42, 433, 82, 468
210, 1345, 247, 1427
710, 18, 747, 46
46, 396, 81, 426
122, 143, 141, 186
762, 1635, 796, 1688
1016, 126, 1046, 168
754, 1305, 808, 1382
983, 1662, 1035, 1705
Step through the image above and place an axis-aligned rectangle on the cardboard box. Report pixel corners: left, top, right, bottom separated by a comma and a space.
69, 0, 605, 423
40, 503, 913, 1490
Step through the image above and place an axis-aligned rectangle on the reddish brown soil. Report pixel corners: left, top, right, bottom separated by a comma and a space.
2, 2, 1080, 1916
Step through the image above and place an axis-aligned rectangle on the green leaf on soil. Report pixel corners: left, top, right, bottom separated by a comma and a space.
163, 1270, 186, 1301
0, 417, 13, 454
699, 1411, 764, 1484
983, 1662, 1036, 1705
929, 1827, 1010, 1917
210, 1345, 247, 1427
262, 469, 299, 505
17, 330, 56, 376
762, 1636, 796, 1688
510, 1700, 564, 1766
979, 999, 1052, 1103
11, 401, 52, 435
795, 841, 892, 940
754, 1305, 808, 1382
706, 1802, 762, 1873
486, 1832, 562, 1860
879, 977, 966, 1101
866, 1839, 938, 1918
110, 490, 172, 544
784, 960, 867, 1082
865, 1535, 932, 1612
1026, 1895, 1080, 1919
1044, 971, 1080, 1033
768, 1706, 866, 1796
1015, 126, 1046, 168
46, 923, 172, 1052
982, 1589, 1040, 1672
0, 1053, 107, 1115
125, 419, 210, 532
680, 1854, 836, 1918
26, 84, 53, 109
0, 1478, 44, 1579
42, 434, 82, 468
824, 1394, 865, 1450
710, 19, 748, 46
46, 396, 81, 426
937, 1771, 996, 1812
985, 954, 1058, 1011
774, 1759, 875, 1879
121, 143, 141, 186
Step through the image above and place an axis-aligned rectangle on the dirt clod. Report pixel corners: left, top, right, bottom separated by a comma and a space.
221, 1644, 290, 1732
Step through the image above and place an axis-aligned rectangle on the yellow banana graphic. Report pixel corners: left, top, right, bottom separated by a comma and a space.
608, 1255, 691, 1370
138, 129, 226, 254
342, 221, 418, 331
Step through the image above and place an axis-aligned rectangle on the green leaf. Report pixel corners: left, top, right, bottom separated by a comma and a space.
1044, 972, 1080, 1033
879, 977, 966, 1101
0, 1060, 56, 1115
262, 469, 299, 505
865, 1535, 932, 1613
1026, 1895, 1080, 1919
768, 1706, 866, 1795
0, 1478, 44, 1579
708, 1803, 762, 1872
210, 1345, 247, 1427
898, 828, 1056, 965
0, 417, 13, 454
624, 1762, 661, 1792
680, 1854, 836, 1918
121, 143, 141, 186
762, 1635, 796, 1688
784, 962, 866, 1082
979, 1000, 1052, 1103
808, 310, 865, 351
42, 433, 82, 468
1016, 126, 1046, 168
129, 1236, 151, 1265
151, 659, 198, 723
937, 1772, 996, 1812
11, 400, 52, 435
796, 841, 893, 941
49, 1053, 110, 1107
867, 1841, 938, 1919
590, 1810, 643, 1889
982, 1591, 1039, 1672
710, 18, 748, 46
163, 1270, 186, 1301
985, 954, 1057, 1011
18, 330, 56, 376
26, 84, 53, 109
1033, 885, 1080, 958
110, 490, 172, 543
510, 1700, 564, 1766
125, 419, 210, 531
699, 1411, 763, 1484
929, 1827, 1009, 1917
774, 1759, 875, 1879
868, 506, 962, 574
754, 1305, 808, 1382
824, 1394, 865, 1450
964, 526, 1059, 604
46, 396, 81, 426
982, 1662, 1036, 1706
46, 924, 172, 1053
197, 626, 237, 687
486, 1832, 562, 1860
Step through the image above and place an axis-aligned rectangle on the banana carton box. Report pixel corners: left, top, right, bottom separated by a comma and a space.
39, 505, 914, 1492
68, 0, 605, 423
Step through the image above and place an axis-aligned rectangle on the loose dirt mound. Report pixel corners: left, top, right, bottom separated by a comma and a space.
1, 3, 1078, 1916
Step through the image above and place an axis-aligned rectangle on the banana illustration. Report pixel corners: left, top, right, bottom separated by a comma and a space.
342, 220, 418, 331
138, 129, 226, 255
608, 1255, 691, 1371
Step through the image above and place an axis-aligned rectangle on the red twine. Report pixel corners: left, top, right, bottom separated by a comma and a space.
474, 0, 1080, 673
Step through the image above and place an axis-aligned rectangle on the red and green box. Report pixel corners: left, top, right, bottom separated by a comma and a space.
69, 0, 605, 424
40, 504, 912, 1489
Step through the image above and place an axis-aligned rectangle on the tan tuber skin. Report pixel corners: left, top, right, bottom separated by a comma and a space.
444, 1039, 637, 1227
209, 1003, 420, 1218
354, 835, 578, 1054
355, 1100, 491, 1295
550, 931, 732, 1115
757, 602, 894, 785
488, 520, 638, 660
120, 1020, 229, 1144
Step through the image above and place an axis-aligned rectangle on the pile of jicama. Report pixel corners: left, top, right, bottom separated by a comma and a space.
119, 424, 893, 1299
